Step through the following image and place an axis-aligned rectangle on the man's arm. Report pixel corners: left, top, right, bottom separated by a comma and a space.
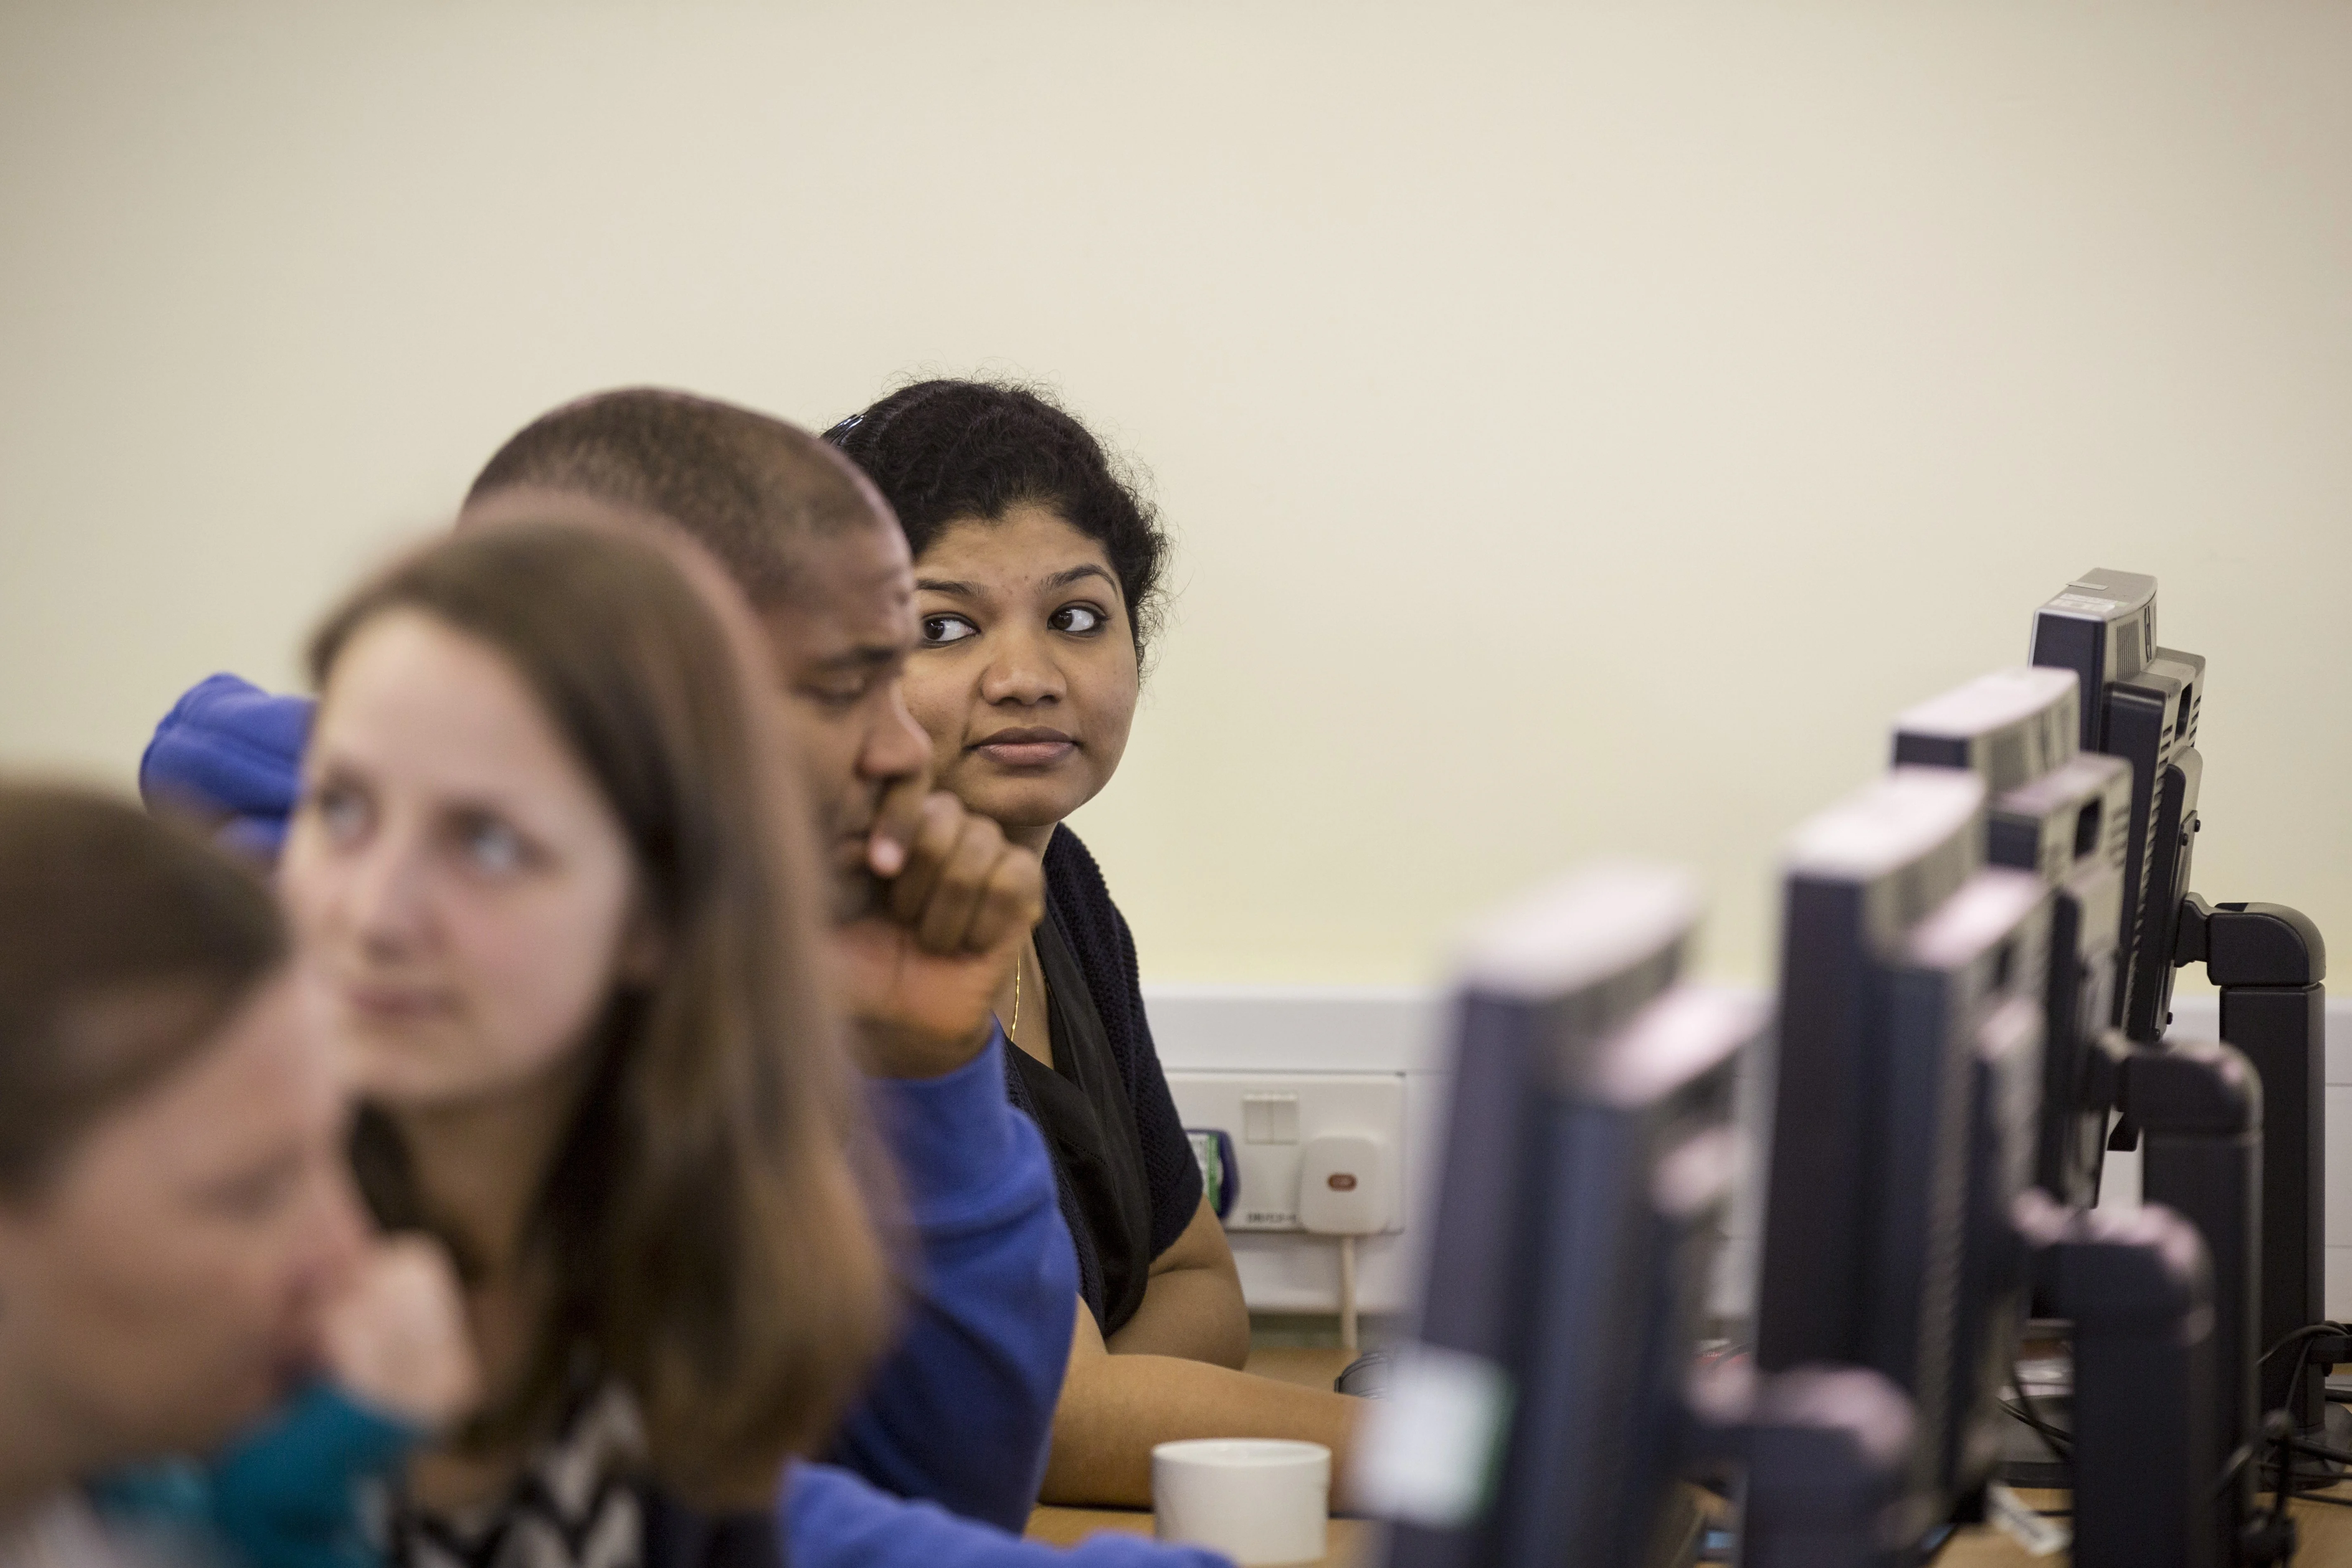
138, 674, 314, 855
784, 1462, 1229, 1568
825, 1031, 1077, 1531
823, 788, 1077, 1527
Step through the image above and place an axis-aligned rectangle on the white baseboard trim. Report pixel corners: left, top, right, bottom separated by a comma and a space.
1146, 984, 2352, 1319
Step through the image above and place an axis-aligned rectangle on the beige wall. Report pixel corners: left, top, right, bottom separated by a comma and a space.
4, 2, 2347, 988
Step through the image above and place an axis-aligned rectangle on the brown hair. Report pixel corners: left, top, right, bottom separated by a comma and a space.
309, 520, 895, 1505
0, 784, 285, 1196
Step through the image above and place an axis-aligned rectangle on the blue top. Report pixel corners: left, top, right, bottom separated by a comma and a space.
140, 674, 311, 857
138, 676, 1224, 1568
785, 1466, 1227, 1568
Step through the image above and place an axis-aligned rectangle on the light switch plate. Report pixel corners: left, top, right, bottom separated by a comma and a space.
1168, 1070, 1406, 1232
1242, 1092, 1301, 1143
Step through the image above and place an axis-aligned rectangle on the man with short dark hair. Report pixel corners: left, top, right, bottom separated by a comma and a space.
454, 391, 1041, 1081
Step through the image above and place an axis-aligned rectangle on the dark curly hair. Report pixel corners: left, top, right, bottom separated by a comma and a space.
823, 380, 1169, 664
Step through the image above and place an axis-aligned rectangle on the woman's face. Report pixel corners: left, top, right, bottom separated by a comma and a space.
0, 973, 367, 1462
904, 504, 1141, 835
280, 609, 646, 1111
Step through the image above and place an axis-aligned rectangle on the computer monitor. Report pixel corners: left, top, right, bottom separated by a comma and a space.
2027, 568, 2206, 1044
1891, 666, 2079, 793
2032, 569, 2333, 1440
1754, 768, 2053, 1535
1364, 863, 1758, 1568
1891, 667, 2135, 1209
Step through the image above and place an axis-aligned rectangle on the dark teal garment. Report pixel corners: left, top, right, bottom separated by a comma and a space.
91, 1383, 421, 1568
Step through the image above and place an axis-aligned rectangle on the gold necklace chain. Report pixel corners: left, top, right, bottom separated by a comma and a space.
1009, 948, 1022, 1039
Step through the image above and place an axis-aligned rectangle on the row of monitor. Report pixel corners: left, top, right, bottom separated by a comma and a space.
1358, 569, 2317, 1567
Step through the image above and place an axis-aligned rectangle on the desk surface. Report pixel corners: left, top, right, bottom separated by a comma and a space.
1023, 1347, 2352, 1566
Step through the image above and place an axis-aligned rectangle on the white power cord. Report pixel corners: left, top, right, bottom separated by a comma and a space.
1338, 1234, 1360, 1351
1298, 1131, 1388, 1353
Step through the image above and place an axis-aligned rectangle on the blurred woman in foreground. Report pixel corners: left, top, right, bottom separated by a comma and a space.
0, 785, 472, 1565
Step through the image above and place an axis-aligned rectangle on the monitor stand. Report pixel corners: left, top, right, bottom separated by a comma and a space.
1689, 1363, 1921, 1568
1996, 1038, 2261, 1556
1998, 895, 2334, 1537
2026, 1199, 2225, 1568
2171, 897, 2332, 1432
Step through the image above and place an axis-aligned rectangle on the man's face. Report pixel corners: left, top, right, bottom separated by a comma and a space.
759, 516, 933, 909
457, 479, 932, 915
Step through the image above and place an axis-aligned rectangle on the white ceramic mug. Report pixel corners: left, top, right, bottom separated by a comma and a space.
1151, 1438, 1331, 1565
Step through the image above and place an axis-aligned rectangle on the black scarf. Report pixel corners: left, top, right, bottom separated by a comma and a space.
1001, 826, 1204, 1334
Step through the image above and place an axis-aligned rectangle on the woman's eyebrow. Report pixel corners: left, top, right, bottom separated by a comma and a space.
1042, 565, 1116, 591
916, 565, 1114, 596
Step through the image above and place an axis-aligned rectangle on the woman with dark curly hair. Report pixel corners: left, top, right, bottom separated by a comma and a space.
826, 382, 1362, 1509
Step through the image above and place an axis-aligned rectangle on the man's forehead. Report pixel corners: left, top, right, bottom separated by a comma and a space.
454, 484, 666, 535
763, 524, 917, 664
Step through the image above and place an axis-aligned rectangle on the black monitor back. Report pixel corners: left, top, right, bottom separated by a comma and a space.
1369, 864, 1756, 1568
2029, 568, 2206, 1043
1891, 665, 2081, 793
1994, 752, 2132, 1206
1892, 667, 2135, 1207
1754, 769, 2052, 1524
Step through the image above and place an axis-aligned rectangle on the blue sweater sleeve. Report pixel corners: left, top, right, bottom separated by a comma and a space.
784, 1464, 1229, 1568
138, 674, 315, 857
826, 1032, 1079, 1532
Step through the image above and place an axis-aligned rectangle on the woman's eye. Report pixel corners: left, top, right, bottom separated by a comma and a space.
312, 782, 370, 844
1051, 604, 1105, 635
456, 814, 528, 876
921, 614, 979, 646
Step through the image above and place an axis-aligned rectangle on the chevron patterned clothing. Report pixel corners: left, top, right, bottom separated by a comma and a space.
392, 1387, 646, 1568
389, 1387, 779, 1568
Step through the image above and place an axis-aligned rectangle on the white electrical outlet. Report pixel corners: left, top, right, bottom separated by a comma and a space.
1167, 1071, 1406, 1233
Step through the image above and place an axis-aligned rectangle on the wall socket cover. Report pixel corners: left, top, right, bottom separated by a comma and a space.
1167, 1071, 1406, 1232
1297, 1131, 1390, 1234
